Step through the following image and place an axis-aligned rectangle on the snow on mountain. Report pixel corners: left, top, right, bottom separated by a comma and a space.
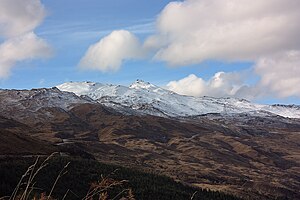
0, 87, 91, 112
57, 80, 300, 118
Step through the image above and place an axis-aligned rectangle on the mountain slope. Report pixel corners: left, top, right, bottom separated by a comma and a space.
0, 116, 58, 155
57, 80, 300, 118
1, 99, 300, 199
0, 87, 93, 124
1, 85, 300, 199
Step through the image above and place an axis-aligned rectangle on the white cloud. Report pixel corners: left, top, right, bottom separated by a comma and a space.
255, 51, 300, 98
167, 74, 206, 97
78, 0, 300, 100
167, 72, 246, 98
0, 0, 51, 79
79, 30, 145, 72
149, 0, 300, 66
0, 32, 52, 78
166, 51, 300, 99
0, 0, 46, 38
155, 0, 300, 100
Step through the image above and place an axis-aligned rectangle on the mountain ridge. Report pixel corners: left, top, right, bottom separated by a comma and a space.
1, 83, 300, 199
56, 80, 300, 118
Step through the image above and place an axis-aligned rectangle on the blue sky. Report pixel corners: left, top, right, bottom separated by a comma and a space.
0, 0, 299, 105
1, 0, 172, 86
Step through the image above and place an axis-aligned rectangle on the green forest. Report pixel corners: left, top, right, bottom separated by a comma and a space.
0, 156, 241, 200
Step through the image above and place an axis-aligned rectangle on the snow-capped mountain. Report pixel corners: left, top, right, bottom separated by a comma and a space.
0, 87, 94, 124
0, 87, 91, 111
57, 80, 300, 118
2, 82, 300, 199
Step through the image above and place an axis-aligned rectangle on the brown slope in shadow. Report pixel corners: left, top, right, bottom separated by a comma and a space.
1, 102, 300, 199
0, 116, 58, 155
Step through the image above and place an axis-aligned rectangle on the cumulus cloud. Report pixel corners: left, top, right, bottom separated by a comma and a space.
0, 0, 46, 38
79, 0, 300, 100
157, 0, 300, 100
255, 51, 300, 98
167, 72, 247, 98
166, 51, 300, 99
79, 30, 145, 72
0, 0, 51, 79
150, 0, 300, 65
0, 32, 52, 78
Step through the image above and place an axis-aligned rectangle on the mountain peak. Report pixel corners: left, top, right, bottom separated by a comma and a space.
56, 80, 300, 118
129, 79, 156, 90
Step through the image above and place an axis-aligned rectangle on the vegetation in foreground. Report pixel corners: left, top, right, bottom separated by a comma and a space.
0, 154, 241, 200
